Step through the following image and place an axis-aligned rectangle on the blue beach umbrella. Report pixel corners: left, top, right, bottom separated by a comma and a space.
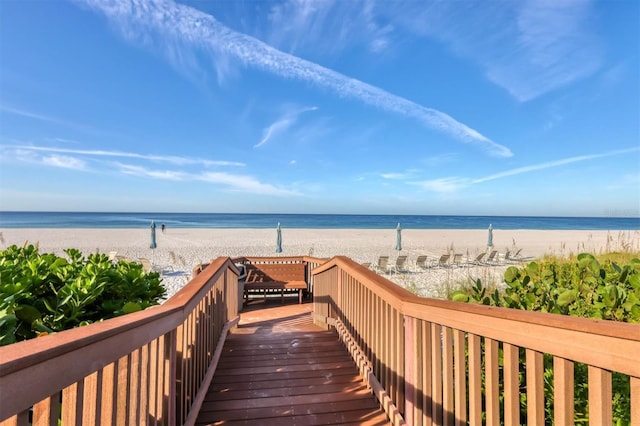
150, 220, 157, 249
487, 224, 494, 247
395, 223, 402, 251
276, 222, 283, 253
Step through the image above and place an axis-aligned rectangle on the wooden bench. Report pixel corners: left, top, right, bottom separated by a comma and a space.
242, 263, 307, 304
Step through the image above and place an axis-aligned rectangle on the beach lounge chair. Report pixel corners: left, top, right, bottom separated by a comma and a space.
361, 262, 372, 269
452, 253, 464, 267
139, 258, 156, 273
391, 255, 409, 273
471, 252, 486, 265
510, 248, 525, 262
505, 248, 525, 263
374, 256, 390, 274
437, 254, 451, 267
484, 250, 498, 264
139, 258, 173, 274
415, 255, 429, 270
504, 250, 514, 262
107, 251, 118, 262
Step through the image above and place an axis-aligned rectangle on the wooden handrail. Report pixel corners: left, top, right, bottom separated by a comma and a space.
313, 256, 639, 341
313, 255, 640, 425
0, 256, 241, 425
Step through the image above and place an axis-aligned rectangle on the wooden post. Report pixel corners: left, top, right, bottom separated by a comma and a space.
404, 316, 416, 426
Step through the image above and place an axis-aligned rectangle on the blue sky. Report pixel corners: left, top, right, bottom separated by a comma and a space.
0, 0, 638, 216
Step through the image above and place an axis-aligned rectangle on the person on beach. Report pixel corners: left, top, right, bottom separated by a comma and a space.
161, 223, 166, 233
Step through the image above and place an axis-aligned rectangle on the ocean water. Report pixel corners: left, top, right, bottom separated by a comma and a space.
0, 212, 638, 230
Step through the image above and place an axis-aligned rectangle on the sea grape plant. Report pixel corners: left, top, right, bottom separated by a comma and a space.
0, 244, 166, 346
452, 253, 640, 322
450, 253, 639, 424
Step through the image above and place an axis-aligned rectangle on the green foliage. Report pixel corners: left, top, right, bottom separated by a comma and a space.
450, 253, 639, 425
0, 244, 166, 345
500, 253, 640, 322
451, 278, 500, 306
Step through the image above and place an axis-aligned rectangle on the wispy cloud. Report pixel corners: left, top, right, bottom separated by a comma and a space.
42, 155, 87, 170
1, 147, 89, 171
414, 177, 470, 193
255, 106, 318, 148
75, 0, 511, 157
266, 0, 393, 55
472, 147, 640, 184
0, 104, 92, 131
605, 173, 640, 191
113, 161, 301, 196
1, 144, 244, 167
198, 172, 301, 196
391, 0, 602, 102
117, 163, 187, 180
381, 169, 420, 180
414, 147, 640, 192
2, 143, 298, 195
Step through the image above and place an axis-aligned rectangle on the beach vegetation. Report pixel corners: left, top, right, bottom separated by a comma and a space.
450, 253, 639, 424
0, 244, 166, 346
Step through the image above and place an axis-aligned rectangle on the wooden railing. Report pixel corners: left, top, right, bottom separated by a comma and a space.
312, 256, 640, 426
0, 257, 241, 426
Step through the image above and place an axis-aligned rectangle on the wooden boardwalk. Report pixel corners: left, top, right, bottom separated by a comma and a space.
195, 302, 390, 425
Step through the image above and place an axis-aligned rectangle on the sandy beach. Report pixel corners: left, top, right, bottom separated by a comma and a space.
2, 228, 638, 300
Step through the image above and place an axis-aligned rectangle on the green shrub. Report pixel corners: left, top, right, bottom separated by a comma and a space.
450, 253, 639, 424
452, 253, 640, 322
0, 244, 166, 346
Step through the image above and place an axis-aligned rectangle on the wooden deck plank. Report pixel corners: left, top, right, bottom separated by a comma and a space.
197, 407, 391, 425
197, 398, 382, 423
214, 360, 358, 376
210, 366, 357, 385
195, 302, 390, 425
209, 381, 373, 401
201, 386, 375, 411
219, 349, 349, 362
208, 373, 361, 393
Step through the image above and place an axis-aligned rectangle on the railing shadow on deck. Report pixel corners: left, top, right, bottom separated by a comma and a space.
312, 256, 640, 426
0, 256, 324, 426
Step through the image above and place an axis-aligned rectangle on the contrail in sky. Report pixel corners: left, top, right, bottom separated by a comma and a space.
2, 144, 244, 166
74, 0, 513, 157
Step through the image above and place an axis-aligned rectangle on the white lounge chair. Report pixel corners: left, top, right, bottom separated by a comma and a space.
415, 255, 429, 270
471, 252, 486, 265
139, 258, 173, 274
374, 256, 390, 274
392, 255, 409, 274
437, 254, 451, 267
484, 250, 498, 264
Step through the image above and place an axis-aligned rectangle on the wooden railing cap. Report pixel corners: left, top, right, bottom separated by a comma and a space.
313, 256, 640, 342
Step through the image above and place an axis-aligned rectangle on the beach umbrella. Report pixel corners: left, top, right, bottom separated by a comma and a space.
150, 220, 157, 265
150, 220, 157, 249
487, 224, 494, 247
395, 223, 402, 251
276, 222, 283, 253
